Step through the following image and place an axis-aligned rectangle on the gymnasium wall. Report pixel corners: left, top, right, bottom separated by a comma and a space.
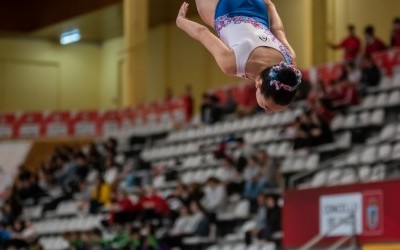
99, 36, 123, 109
0, 38, 100, 112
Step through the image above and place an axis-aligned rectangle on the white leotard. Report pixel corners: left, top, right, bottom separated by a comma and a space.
215, 15, 293, 78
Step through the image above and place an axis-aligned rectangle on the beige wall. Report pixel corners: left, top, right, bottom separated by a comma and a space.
100, 37, 123, 109
0, 38, 100, 112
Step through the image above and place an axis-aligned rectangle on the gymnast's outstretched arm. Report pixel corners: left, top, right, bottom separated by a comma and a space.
263, 0, 297, 66
176, 2, 236, 75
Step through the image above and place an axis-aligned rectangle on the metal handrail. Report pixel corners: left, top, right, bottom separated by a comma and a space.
297, 212, 357, 250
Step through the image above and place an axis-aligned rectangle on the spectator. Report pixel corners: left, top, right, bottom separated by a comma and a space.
328, 79, 360, 111
220, 89, 238, 116
216, 156, 239, 183
75, 152, 90, 183
364, 25, 387, 57
182, 84, 194, 122
110, 190, 139, 224
138, 187, 169, 225
103, 156, 119, 185
168, 206, 194, 236
361, 56, 382, 89
187, 183, 204, 204
233, 137, 255, 172
89, 176, 112, 214
243, 155, 262, 182
201, 177, 226, 222
329, 25, 361, 63
292, 111, 334, 149
245, 193, 267, 245
256, 149, 277, 185
243, 174, 266, 212
346, 62, 362, 84
391, 17, 400, 48
167, 183, 190, 221
164, 201, 209, 249
201, 93, 222, 124
264, 195, 282, 242
216, 156, 243, 196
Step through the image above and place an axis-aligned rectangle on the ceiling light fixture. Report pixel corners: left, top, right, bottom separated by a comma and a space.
60, 29, 81, 45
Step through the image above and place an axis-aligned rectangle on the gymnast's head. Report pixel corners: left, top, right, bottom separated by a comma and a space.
255, 62, 302, 113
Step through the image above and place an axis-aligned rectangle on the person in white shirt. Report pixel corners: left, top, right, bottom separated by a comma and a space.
201, 177, 226, 222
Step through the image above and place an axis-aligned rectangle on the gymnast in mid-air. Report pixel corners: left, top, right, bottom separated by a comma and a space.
176, 0, 302, 113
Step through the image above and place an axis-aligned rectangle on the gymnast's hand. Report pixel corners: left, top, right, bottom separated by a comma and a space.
176, 2, 190, 29
263, 0, 274, 7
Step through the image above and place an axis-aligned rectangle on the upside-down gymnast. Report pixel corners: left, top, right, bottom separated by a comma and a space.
176, 0, 302, 113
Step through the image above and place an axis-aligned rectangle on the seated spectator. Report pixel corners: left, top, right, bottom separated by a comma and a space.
75, 152, 90, 183
216, 156, 239, 183
264, 194, 282, 243
138, 187, 169, 225
328, 79, 360, 111
310, 98, 336, 124
216, 156, 243, 196
103, 156, 119, 185
220, 89, 238, 116
169, 206, 194, 236
243, 174, 266, 212
244, 156, 262, 182
361, 56, 381, 88
90, 176, 112, 214
164, 201, 210, 249
245, 193, 268, 245
201, 177, 226, 222
233, 137, 255, 173
109, 190, 139, 224
187, 183, 204, 204
391, 17, 400, 48
201, 93, 222, 124
346, 62, 362, 84
256, 149, 278, 185
119, 164, 141, 192
167, 183, 190, 221
364, 25, 386, 57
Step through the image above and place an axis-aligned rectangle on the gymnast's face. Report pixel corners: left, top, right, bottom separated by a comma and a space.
255, 84, 288, 113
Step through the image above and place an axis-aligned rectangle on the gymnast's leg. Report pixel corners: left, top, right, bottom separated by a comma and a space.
195, 0, 219, 28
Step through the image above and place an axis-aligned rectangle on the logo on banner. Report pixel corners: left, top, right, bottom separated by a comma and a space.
367, 199, 378, 229
363, 191, 383, 235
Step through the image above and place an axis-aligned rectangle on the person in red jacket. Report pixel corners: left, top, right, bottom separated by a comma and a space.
329, 25, 361, 63
364, 25, 386, 57
109, 190, 140, 224
138, 187, 170, 225
391, 17, 400, 48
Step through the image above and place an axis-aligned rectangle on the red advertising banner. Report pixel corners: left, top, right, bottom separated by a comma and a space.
44, 111, 72, 137
16, 112, 44, 137
284, 180, 400, 248
71, 110, 99, 136
98, 110, 122, 135
0, 113, 17, 138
